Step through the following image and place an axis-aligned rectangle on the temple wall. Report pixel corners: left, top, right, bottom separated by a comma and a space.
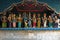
0, 30, 60, 40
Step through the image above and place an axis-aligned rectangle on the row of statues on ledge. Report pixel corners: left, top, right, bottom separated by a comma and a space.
0, 12, 60, 28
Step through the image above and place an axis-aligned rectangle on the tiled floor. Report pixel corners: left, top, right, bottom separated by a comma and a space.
0, 30, 60, 40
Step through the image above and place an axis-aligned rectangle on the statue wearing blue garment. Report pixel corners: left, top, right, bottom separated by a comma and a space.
8, 14, 12, 28
17, 14, 22, 28
23, 12, 28, 28
28, 12, 32, 27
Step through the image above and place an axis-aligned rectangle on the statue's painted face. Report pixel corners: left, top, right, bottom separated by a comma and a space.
19, 14, 21, 17
38, 14, 40, 17
44, 13, 46, 17
55, 16, 58, 19
33, 14, 36, 18
49, 16, 51, 18
13, 14, 16, 17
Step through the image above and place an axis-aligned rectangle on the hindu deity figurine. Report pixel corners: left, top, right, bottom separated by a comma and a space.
48, 16, 53, 28
8, 14, 12, 28
43, 13, 47, 28
54, 16, 59, 28
17, 14, 22, 28
28, 12, 32, 28
37, 14, 41, 28
23, 12, 28, 28
33, 14, 36, 28
2, 16, 7, 28
12, 14, 16, 28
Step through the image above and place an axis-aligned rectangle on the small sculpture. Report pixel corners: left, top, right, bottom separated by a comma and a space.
8, 14, 12, 28
17, 14, 22, 28
48, 16, 53, 28
43, 13, 47, 28
23, 12, 28, 28
37, 14, 41, 28
28, 12, 32, 27
12, 14, 16, 28
33, 14, 36, 28
2, 16, 7, 28
54, 16, 59, 28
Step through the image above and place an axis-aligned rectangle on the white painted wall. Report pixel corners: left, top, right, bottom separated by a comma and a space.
0, 31, 60, 40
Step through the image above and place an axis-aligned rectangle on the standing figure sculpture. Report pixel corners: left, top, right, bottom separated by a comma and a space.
12, 14, 16, 28
28, 12, 32, 28
2, 16, 7, 28
17, 14, 22, 28
37, 14, 41, 28
54, 16, 59, 28
33, 14, 36, 28
43, 13, 47, 28
48, 16, 53, 28
8, 14, 12, 28
23, 12, 28, 28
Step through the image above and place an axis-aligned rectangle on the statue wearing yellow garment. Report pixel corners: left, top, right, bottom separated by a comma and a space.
37, 14, 41, 28
25, 20, 28, 28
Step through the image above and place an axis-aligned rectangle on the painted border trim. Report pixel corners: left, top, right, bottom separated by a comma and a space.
0, 28, 60, 30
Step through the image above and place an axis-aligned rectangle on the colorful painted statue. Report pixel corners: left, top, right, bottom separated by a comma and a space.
37, 14, 41, 28
33, 14, 36, 28
28, 12, 32, 27
54, 16, 58, 28
8, 14, 12, 28
2, 16, 7, 28
17, 14, 22, 28
43, 13, 47, 28
12, 14, 16, 28
48, 16, 53, 28
23, 12, 28, 28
